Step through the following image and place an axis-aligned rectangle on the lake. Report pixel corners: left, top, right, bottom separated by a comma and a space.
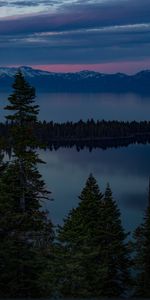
39, 144, 150, 234
1, 92, 150, 234
0, 92, 150, 121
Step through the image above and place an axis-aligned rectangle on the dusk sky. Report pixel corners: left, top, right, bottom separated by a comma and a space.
1, 0, 150, 73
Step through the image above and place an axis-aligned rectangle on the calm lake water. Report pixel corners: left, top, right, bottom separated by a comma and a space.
39, 144, 150, 234
1, 92, 150, 233
0, 92, 150, 121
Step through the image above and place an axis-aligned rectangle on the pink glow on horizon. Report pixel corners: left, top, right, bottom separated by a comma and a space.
8, 60, 150, 74
33, 61, 150, 74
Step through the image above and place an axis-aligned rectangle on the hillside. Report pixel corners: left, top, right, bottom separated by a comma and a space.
0, 66, 150, 94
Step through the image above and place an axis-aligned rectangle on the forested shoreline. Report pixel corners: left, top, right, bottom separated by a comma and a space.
1, 119, 150, 150
1, 72, 150, 298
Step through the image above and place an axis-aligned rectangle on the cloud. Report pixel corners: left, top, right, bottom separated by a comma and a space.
1, 0, 150, 34
0, 0, 59, 7
0, 0, 150, 69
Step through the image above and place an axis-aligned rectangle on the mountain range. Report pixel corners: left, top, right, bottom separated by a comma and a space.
0, 66, 150, 94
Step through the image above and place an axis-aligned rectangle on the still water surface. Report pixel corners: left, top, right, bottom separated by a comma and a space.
39, 144, 150, 234
1, 92, 150, 233
1, 92, 150, 121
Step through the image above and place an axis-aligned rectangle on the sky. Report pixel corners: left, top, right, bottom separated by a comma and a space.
0, 0, 150, 73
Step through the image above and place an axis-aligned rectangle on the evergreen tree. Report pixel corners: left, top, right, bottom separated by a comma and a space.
100, 183, 131, 296
57, 174, 103, 297
57, 177, 131, 297
0, 71, 54, 297
134, 182, 150, 297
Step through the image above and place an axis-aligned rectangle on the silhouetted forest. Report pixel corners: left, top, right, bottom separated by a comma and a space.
1, 119, 150, 150
1, 72, 150, 297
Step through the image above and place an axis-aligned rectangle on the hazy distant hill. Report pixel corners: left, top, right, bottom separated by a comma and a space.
0, 66, 150, 94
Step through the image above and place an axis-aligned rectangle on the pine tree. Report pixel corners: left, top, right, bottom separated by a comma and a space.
0, 71, 54, 297
100, 183, 131, 296
134, 180, 150, 297
57, 174, 102, 297
5, 70, 41, 211
57, 177, 131, 297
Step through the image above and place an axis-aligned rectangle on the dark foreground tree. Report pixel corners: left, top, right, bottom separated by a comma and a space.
0, 71, 54, 297
134, 183, 150, 297
57, 175, 131, 297
100, 183, 131, 296
57, 174, 103, 297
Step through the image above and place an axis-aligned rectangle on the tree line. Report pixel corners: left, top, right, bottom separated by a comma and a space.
1, 115, 150, 151
0, 72, 150, 297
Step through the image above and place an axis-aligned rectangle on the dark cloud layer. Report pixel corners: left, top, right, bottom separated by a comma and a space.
0, 0, 59, 7
1, 0, 150, 35
0, 0, 150, 69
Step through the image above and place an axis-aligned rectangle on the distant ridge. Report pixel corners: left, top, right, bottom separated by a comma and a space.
0, 66, 150, 94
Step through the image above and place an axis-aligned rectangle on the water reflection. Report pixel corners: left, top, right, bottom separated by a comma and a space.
39, 144, 150, 233
1, 92, 150, 121
1, 91, 150, 233
37, 93, 150, 122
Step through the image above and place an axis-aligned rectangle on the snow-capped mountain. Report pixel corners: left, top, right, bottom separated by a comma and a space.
0, 66, 103, 79
0, 66, 56, 78
0, 66, 150, 94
